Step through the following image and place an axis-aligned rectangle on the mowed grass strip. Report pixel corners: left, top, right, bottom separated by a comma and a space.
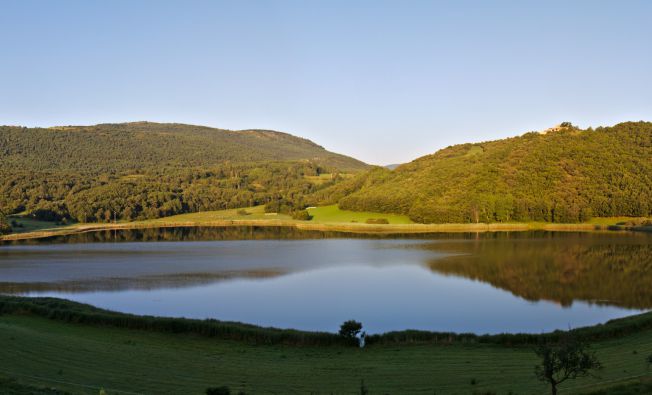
2, 315, 652, 394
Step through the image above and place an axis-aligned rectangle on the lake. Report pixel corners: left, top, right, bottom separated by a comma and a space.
1, 227, 651, 334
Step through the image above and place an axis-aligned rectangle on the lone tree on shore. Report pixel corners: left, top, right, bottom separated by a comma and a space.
339, 320, 363, 343
534, 334, 602, 395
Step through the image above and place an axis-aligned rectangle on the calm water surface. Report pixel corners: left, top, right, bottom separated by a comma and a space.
1, 227, 651, 334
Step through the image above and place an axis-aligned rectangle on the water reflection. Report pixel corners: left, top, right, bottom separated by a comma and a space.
0, 236, 437, 292
1, 226, 368, 245
422, 233, 652, 309
1, 227, 651, 333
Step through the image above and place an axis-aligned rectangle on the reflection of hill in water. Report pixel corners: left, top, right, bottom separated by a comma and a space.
4, 226, 351, 245
1, 226, 488, 245
424, 233, 652, 309
5, 228, 652, 309
0, 270, 284, 294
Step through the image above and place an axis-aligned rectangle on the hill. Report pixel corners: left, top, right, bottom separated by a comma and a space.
321, 122, 652, 223
0, 122, 367, 173
0, 122, 367, 224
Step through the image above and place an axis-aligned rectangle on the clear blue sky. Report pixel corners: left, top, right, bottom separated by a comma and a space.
1, 1, 651, 164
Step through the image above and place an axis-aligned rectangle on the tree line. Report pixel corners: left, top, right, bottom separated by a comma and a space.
0, 161, 343, 225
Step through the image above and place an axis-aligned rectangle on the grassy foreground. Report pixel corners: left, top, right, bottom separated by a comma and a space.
3, 205, 650, 242
1, 297, 652, 394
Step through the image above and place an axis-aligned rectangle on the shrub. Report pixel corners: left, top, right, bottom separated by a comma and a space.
0, 212, 11, 235
236, 209, 249, 216
291, 210, 313, 221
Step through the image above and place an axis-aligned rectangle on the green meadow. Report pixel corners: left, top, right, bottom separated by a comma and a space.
5, 215, 71, 234
306, 204, 414, 224
1, 297, 652, 394
144, 205, 293, 223
101, 204, 413, 226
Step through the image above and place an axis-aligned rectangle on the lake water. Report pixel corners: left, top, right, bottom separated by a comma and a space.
1, 227, 651, 334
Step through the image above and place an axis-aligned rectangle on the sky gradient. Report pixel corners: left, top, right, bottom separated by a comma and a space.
1, 0, 651, 164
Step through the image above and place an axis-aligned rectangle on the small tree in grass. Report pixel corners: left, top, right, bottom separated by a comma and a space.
534, 334, 601, 395
339, 320, 363, 343
291, 209, 313, 221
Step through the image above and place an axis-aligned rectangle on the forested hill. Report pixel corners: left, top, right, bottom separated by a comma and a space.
322, 121, 652, 223
0, 122, 367, 172
0, 122, 366, 226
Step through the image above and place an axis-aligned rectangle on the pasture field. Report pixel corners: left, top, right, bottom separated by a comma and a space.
142, 205, 293, 223
306, 204, 414, 224
1, 298, 652, 394
5, 215, 72, 234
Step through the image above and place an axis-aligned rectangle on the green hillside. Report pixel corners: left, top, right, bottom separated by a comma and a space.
327, 122, 652, 223
0, 122, 367, 224
0, 122, 367, 172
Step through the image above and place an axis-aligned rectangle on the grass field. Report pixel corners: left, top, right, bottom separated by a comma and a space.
2, 298, 652, 394
143, 205, 293, 223
6, 215, 72, 234
306, 205, 414, 224
150, 204, 415, 225
588, 217, 651, 226
303, 173, 338, 185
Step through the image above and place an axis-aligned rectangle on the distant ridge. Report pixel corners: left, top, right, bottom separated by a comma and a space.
0, 122, 368, 172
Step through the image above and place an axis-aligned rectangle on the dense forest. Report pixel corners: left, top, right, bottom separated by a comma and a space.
318, 122, 652, 223
0, 122, 366, 226
0, 122, 367, 172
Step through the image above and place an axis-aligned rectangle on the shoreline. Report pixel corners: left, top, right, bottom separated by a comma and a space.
2, 295, 652, 344
1, 218, 650, 242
